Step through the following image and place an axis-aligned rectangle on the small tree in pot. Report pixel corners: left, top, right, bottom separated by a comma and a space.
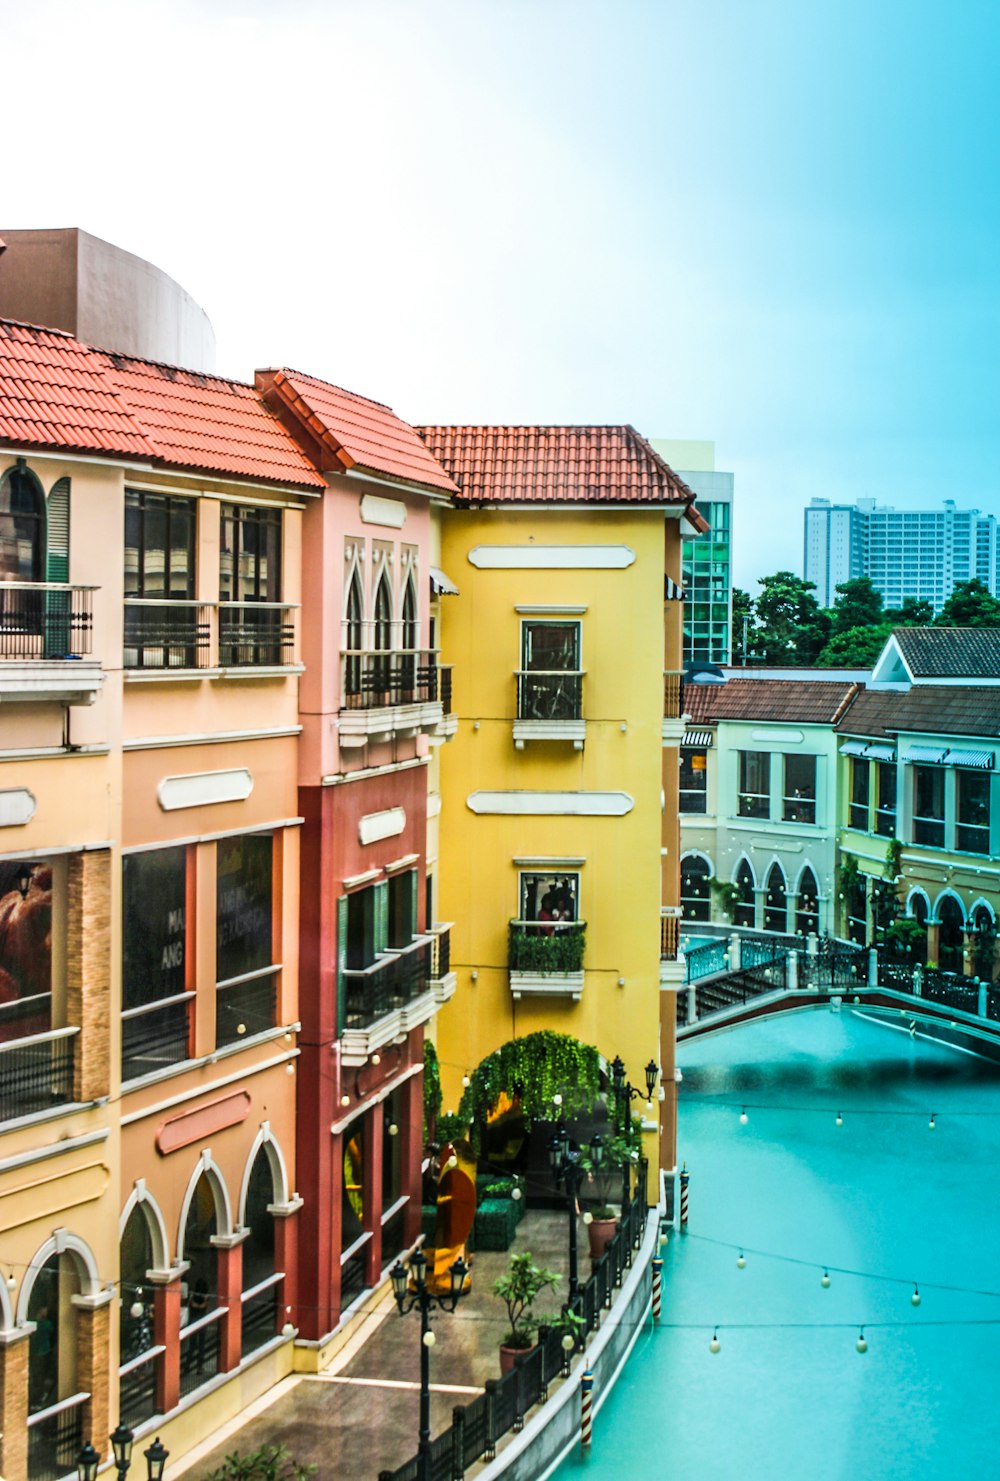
493, 1251, 560, 1374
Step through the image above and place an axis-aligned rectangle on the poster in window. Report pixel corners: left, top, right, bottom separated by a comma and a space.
123, 848, 187, 1010
0, 861, 51, 1038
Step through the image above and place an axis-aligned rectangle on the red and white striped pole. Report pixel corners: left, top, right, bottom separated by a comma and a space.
679, 1163, 690, 1231
651, 1256, 663, 1322
581, 1368, 594, 1449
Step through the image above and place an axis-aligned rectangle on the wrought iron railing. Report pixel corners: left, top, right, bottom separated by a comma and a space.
343, 941, 430, 1029
0, 1026, 76, 1121
663, 670, 684, 719
118, 1349, 162, 1430
219, 603, 296, 667
508, 920, 586, 974
26, 1392, 87, 1481
216, 968, 278, 1047
683, 938, 729, 983
124, 599, 212, 670
0, 582, 96, 658
179, 1311, 222, 1398
241, 1274, 282, 1357
121, 996, 191, 1082
378, 1165, 648, 1481
515, 670, 583, 721
660, 908, 681, 961
429, 924, 452, 981
438, 664, 453, 715
341, 649, 439, 709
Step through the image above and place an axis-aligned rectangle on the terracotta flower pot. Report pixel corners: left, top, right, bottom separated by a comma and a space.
500, 1341, 535, 1375
587, 1217, 618, 1259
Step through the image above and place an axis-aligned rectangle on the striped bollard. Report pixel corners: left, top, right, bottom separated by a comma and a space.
652, 1256, 663, 1322
679, 1164, 690, 1231
581, 1369, 594, 1449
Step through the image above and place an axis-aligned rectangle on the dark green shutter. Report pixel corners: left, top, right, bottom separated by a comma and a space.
374, 880, 389, 955
409, 869, 419, 940
46, 477, 70, 583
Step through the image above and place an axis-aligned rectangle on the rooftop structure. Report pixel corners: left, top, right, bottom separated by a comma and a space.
652, 439, 734, 667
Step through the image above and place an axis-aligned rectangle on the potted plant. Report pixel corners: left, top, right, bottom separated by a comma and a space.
582, 1203, 618, 1258
493, 1251, 560, 1374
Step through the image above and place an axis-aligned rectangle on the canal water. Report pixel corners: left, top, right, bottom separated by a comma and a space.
556, 1008, 1000, 1480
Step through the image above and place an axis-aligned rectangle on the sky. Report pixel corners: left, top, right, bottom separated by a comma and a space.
3, 0, 999, 587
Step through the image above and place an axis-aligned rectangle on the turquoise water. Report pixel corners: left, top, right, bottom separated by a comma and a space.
556, 1009, 1000, 1480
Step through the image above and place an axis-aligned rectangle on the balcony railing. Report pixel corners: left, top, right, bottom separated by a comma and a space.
27, 1392, 87, 1481
343, 940, 430, 1029
341, 649, 440, 709
660, 906, 682, 961
219, 603, 296, 667
118, 1348, 163, 1431
508, 920, 586, 974
216, 967, 278, 1047
0, 1026, 76, 1121
515, 670, 583, 722
0, 582, 95, 658
439, 663, 453, 715
241, 1274, 282, 1357
121, 996, 191, 1082
429, 924, 452, 981
664, 670, 684, 719
124, 599, 212, 670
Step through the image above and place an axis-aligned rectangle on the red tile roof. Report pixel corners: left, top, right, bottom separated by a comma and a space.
0, 319, 154, 459
416, 425, 706, 524
259, 369, 458, 496
0, 318, 326, 491
685, 677, 860, 725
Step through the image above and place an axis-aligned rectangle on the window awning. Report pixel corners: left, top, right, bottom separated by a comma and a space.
839, 741, 868, 758
664, 576, 685, 601
683, 731, 714, 748
864, 744, 896, 762
429, 566, 460, 596
945, 749, 995, 770
905, 746, 948, 764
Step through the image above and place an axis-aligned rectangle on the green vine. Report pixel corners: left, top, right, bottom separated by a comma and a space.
457, 1031, 602, 1153
884, 838, 903, 882
423, 1040, 443, 1141
710, 878, 741, 922
838, 855, 862, 898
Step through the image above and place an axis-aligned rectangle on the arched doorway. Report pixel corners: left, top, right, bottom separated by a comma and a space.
846, 877, 868, 946
241, 1148, 282, 1357
795, 867, 820, 937
26, 1252, 84, 1476
764, 864, 787, 934
733, 858, 755, 929
937, 895, 965, 974
970, 904, 997, 980
680, 856, 712, 923
119, 1206, 159, 1429
180, 1172, 224, 1394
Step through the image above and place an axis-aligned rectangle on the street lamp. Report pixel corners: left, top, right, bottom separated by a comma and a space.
549, 1125, 602, 1298
111, 1423, 134, 1477
78, 1430, 169, 1480
609, 1057, 659, 1209
389, 1250, 468, 1481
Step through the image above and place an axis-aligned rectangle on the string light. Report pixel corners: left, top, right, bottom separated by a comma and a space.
835, 1112, 843, 1128
821, 1270, 831, 1289
911, 1286, 921, 1307
709, 1328, 721, 1354
929, 1113, 937, 1130
855, 1328, 868, 1354
736, 1250, 746, 1270
739, 1107, 749, 1126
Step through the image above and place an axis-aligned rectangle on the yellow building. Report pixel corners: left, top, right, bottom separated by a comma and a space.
419, 425, 702, 1190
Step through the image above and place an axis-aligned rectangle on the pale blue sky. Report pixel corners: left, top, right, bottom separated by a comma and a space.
4, 0, 998, 584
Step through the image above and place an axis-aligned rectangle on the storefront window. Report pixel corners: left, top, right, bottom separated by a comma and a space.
122, 847, 190, 1080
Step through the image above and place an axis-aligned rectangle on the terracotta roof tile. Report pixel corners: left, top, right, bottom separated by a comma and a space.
415, 424, 704, 521
684, 678, 860, 725
891, 626, 1000, 679
260, 369, 458, 496
837, 684, 1000, 740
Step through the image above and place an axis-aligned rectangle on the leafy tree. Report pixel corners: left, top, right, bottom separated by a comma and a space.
934, 578, 1000, 628
885, 596, 933, 627
831, 577, 884, 636
731, 587, 754, 663
754, 572, 830, 665
816, 622, 892, 668
204, 1446, 316, 1481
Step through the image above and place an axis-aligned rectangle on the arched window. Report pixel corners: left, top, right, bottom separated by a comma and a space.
846, 877, 868, 946
180, 1173, 223, 1394
344, 569, 364, 703
680, 856, 712, 923
119, 1207, 160, 1429
0, 463, 45, 582
401, 576, 418, 696
733, 858, 755, 929
971, 904, 997, 980
373, 572, 393, 697
241, 1149, 282, 1358
937, 895, 965, 974
795, 867, 820, 938
763, 864, 787, 934
909, 892, 929, 928
26, 1253, 84, 1475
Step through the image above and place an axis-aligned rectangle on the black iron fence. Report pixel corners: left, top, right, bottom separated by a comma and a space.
118, 1350, 161, 1430
342, 650, 439, 709
0, 582, 95, 658
219, 603, 295, 667
121, 997, 190, 1082
26, 1393, 87, 1481
378, 1165, 649, 1481
429, 926, 451, 982
437, 664, 453, 715
124, 600, 212, 670
344, 942, 430, 1030
0, 1028, 75, 1121
515, 670, 583, 722
216, 969, 278, 1047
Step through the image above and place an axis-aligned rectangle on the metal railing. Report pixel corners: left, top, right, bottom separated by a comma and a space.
179, 1310, 223, 1398
0, 1026, 76, 1121
241, 1274, 282, 1357
216, 967, 278, 1047
660, 907, 681, 961
124, 599, 212, 670
27, 1391, 87, 1481
121, 996, 191, 1082
663, 670, 684, 719
118, 1348, 162, 1430
515, 670, 583, 722
439, 664, 453, 715
219, 602, 296, 667
683, 938, 730, 983
343, 940, 430, 1029
0, 582, 96, 658
378, 1165, 648, 1481
341, 649, 440, 709
429, 924, 452, 981
508, 920, 586, 974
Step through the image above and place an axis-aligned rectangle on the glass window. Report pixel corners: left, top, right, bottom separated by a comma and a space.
520, 873, 579, 923
764, 864, 787, 934
388, 869, 417, 949
680, 857, 711, 922
216, 834, 276, 1046
680, 748, 708, 813
738, 751, 770, 819
783, 754, 817, 824
795, 868, 820, 936
124, 490, 195, 600
241, 1150, 280, 1359
519, 621, 582, 721
382, 1087, 403, 1210
122, 847, 190, 1080
875, 763, 897, 837
849, 758, 870, 831
957, 770, 991, 854
219, 505, 281, 603
342, 1123, 365, 1245
733, 858, 755, 928
913, 765, 945, 848
346, 885, 378, 970
0, 862, 52, 1046
0, 465, 45, 581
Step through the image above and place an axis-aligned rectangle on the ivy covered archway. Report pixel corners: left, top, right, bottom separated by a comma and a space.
455, 1031, 602, 1154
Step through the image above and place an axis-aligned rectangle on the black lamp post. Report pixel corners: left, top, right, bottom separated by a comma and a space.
111, 1422, 133, 1477
78, 1429, 168, 1480
389, 1249, 468, 1481
610, 1057, 659, 1209
548, 1124, 602, 1298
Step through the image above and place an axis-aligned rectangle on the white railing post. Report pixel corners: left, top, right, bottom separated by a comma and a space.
729, 933, 741, 971
687, 985, 697, 1023
978, 981, 988, 1019
868, 948, 878, 989
787, 951, 798, 990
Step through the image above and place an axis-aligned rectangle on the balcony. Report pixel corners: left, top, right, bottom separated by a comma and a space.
513, 669, 585, 749
124, 599, 212, 671
662, 670, 686, 744
0, 582, 102, 703
659, 905, 685, 988
341, 938, 435, 1065
0, 1024, 77, 1122
338, 650, 444, 747
125, 600, 299, 677
430, 664, 457, 742
508, 919, 586, 1001
218, 603, 296, 669
427, 922, 457, 1005
216, 967, 278, 1047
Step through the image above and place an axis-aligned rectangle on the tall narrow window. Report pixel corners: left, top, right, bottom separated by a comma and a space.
875, 762, 897, 837
783, 754, 817, 825
219, 504, 284, 665
216, 834, 276, 1047
400, 576, 418, 695
849, 758, 870, 831
795, 867, 820, 936
0, 464, 45, 581
738, 751, 770, 819
373, 572, 393, 695
519, 621, 582, 720
124, 490, 199, 667
913, 766, 945, 847
27, 1254, 84, 1474
764, 864, 787, 934
733, 858, 755, 928
241, 1150, 281, 1358
344, 569, 364, 702
119, 1208, 159, 1429
680, 857, 712, 923
937, 896, 965, 974
388, 869, 417, 949
122, 847, 190, 1081
680, 749, 708, 814
956, 770, 991, 855
180, 1177, 223, 1395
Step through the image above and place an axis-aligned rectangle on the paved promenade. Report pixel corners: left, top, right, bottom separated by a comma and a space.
174, 1211, 572, 1480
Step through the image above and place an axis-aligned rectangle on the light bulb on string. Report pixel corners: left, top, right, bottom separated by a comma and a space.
835, 1112, 843, 1128
855, 1328, 868, 1354
462, 1073, 471, 1088
736, 1250, 746, 1270
709, 1328, 721, 1354
739, 1107, 748, 1126
820, 1270, 831, 1289
911, 1285, 921, 1307
929, 1113, 937, 1130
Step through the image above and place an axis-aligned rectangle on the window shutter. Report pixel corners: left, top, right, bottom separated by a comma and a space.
336, 894, 348, 1037
46, 477, 70, 583
374, 880, 389, 955
409, 869, 419, 939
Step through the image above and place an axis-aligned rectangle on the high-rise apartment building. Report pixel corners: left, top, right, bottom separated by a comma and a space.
804, 497, 997, 611
653, 440, 734, 665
